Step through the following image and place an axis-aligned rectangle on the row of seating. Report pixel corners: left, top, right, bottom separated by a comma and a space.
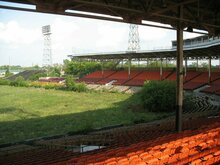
1, 114, 219, 164
55, 122, 220, 165
78, 70, 220, 91
0, 148, 75, 165
39, 77, 65, 83
201, 79, 220, 95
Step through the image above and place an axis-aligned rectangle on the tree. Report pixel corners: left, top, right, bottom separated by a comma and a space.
141, 80, 176, 112
5, 66, 13, 77
63, 59, 101, 77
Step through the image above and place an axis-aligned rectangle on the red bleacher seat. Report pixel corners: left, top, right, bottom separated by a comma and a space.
184, 72, 209, 90
78, 71, 116, 84
97, 71, 141, 85
184, 71, 201, 82
198, 75, 220, 94
65, 122, 220, 165
125, 71, 164, 86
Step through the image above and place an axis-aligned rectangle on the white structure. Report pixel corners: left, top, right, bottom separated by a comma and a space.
128, 24, 140, 52
42, 25, 52, 67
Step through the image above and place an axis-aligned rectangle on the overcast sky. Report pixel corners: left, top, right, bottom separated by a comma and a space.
0, 3, 202, 67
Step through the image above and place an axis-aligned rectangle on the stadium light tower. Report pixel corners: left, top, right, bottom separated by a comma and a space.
128, 24, 140, 52
42, 25, 52, 67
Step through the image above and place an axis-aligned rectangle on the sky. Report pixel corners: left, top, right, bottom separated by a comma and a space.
0, 2, 203, 67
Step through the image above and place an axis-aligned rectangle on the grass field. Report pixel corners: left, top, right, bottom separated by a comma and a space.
0, 86, 169, 144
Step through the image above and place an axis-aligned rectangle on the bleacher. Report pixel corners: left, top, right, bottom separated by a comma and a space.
39, 77, 65, 83
7, 70, 45, 81
183, 72, 209, 90
78, 70, 220, 93
64, 122, 220, 165
97, 70, 141, 85
1, 117, 219, 165
77, 71, 116, 84
199, 73, 220, 94
165, 71, 202, 82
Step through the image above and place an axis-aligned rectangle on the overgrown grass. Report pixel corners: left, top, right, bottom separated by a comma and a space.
0, 86, 170, 144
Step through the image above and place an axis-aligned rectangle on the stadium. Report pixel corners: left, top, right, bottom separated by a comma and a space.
0, 0, 220, 165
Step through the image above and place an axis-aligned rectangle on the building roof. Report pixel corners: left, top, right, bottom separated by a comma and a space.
1, 0, 220, 35
68, 37, 220, 60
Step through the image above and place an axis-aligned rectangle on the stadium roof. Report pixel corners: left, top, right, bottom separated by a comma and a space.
1, 0, 220, 35
68, 38, 220, 60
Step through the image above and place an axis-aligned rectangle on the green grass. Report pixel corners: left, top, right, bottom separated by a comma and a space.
0, 86, 169, 144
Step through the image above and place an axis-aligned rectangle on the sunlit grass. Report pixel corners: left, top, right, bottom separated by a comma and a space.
0, 85, 169, 144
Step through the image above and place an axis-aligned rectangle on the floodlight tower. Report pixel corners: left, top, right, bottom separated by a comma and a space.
42, 25, 52, 67
128, 24, 140, 51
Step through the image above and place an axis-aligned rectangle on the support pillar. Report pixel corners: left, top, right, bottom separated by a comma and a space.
160, 58, 163, 80
184, 57, 188, 77
101, 60, 104, 78
196, 57, 199, 71
166, 58, 168, 68
208, 56, 212, 84
219, 57, 220, 69
176, 6, 183, 133
147, 58, 149, 67
128, 58, 131, 78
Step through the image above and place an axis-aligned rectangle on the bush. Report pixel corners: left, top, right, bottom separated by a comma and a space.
75, 82, 88, 92
0, 78, 10, 85
141, 80, 176, 112
65, 75, 88, 92
28, 72, 47, 81
10, 76, 29, 87
29, 81, 64, 89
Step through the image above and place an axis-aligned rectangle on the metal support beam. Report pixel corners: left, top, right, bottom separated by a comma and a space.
196, 57, 199, 71
147, 58, 149, 67
176, 6, 183, 133
166, 58, 168, 68
184, 57, 188, 77
160, 58, 163, 80
208, 56, 211, 84
219, 57, 220, 69
128, 58, 131, 78
101, 60, 104, 78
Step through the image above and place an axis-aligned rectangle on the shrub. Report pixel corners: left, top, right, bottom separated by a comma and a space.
141, 80, 176, 112
65, 75, 88, 92
0, 78, 10, 85
29, 81, 64, 89
10, 76, 29, 87
65, 75, 76, 91
28, 72, 47, 81
75, 82, 88, 92
184, 94, 194, 110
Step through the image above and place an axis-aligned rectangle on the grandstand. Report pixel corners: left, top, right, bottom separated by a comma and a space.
39, 77, 65, 83
6, 70, 45, 81
1, 0, 220, 164
1, 111, 219, 165
77, 70, 220, 94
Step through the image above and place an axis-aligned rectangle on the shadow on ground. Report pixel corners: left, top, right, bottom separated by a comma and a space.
0, 93, 171, 145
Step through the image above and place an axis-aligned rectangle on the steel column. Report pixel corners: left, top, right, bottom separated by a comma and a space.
160, 58, 163, 80
101, 60, 104, 78
128, 58, 131, 78
208, 57, 211, 83
176, 6, 183, 133
184, 57, 187, 77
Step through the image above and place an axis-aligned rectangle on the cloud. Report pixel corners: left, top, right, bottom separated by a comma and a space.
95, 23, 128, 50
183, 32, 202, 39
2, 13, 203, 66
0, 21, 41, 45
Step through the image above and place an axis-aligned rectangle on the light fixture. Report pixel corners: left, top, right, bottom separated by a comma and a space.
186, 26, 193, 32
